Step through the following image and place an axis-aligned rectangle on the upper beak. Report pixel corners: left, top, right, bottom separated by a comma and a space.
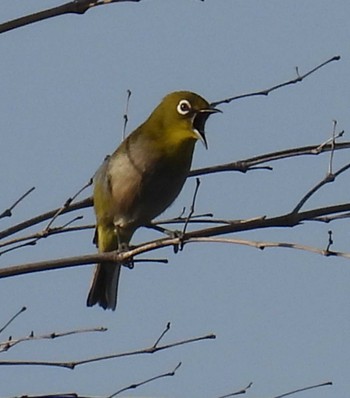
193, 107, 222, 149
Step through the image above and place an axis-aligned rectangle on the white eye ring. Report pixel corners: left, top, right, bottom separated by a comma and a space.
177, 99, 192, 115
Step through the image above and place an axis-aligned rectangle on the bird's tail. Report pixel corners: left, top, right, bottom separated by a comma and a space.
87, 261, 121, 310
87, 224, 128, 311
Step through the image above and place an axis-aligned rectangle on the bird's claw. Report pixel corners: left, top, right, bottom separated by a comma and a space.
117, 242, 134, 269
170, 230, 185, 253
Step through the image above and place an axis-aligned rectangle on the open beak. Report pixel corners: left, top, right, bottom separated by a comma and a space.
193, 107, 222, 149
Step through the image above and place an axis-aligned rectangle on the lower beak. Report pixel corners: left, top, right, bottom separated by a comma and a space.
193, 107, 222, 149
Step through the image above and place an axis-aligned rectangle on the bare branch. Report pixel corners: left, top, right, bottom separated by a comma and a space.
0, 220, 90, 256
107, 362, 181, 398
0, 332, 215, 369
190, 141, 350, 177
0, 187, 35, 220
0, 306, 26, 335
326, 230, 333, 252
217, 382, 253, 398
328, 120, 338, 175
152, 322, 171, 348
182, 178, 201, 236
292, 161, 350, 213
0, 326, 107, 353
122, 89, 132, 140
0, 197, 92, 241
0, 0, 141, 34
181, 236, 350, 259
3, 201, 350, 278
210, 56, 340, 107
45, 180, 92, 232
272, 381, 332, 398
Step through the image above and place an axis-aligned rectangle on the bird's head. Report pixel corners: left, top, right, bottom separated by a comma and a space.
150, 91, 221, 149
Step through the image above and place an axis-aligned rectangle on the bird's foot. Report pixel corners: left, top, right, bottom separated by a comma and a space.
170, 229, 186, 254
117, 242, 134, 269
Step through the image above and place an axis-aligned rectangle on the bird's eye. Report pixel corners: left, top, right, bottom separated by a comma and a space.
177, 99, 191, 115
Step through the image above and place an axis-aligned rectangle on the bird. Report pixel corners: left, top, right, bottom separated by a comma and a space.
87, 91, 220, 310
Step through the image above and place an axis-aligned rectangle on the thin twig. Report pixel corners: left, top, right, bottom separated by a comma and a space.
292, 161, 350, 213
107, 362, 181, 398
0, 326, 107, 353
210, 56, 340, 107
152, 322, 171, 348
182, 178, 201, 236
122, 89, 132, 140
0, 197, 92, 241
0, 223, 93, 252
328, 120, 338, 175
326, 230, 333, 252
0, 306, 26, 335
0, 187, 35, 219
217, 382, 253, 398
45, 180, 92, 231
273, 381, 332, 398
179, 237, 347, 258
0, 218, 87, 256
315, 130, 344, 153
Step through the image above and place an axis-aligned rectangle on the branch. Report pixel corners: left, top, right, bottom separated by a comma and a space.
189, 141, 350, 177
0, 221, 91, 256
210, 55, 340, 107
107, 362, 181, 398
217, 382, 253, 398
8, 362, 182, 398
272, 381, 332, 398
3, 202, 350, 279
181, 236, 350, 259
0, 326, 107, 353
44, 179, 92, 232
0, 332, 215, 369
0, 197, 92, 241
0, 306, 26, 335
0, 187, 35, 220
2, 140, 350, 244
292, 161, 350, 213
0, 0, 141, 34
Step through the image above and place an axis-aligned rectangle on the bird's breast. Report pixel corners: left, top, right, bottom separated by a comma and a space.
105, 137, 196, 228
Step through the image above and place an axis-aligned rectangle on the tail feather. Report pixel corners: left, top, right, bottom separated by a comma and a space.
87, 262, 121, 310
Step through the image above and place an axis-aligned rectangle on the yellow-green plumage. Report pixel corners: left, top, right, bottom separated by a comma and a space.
87, 91, 219, 310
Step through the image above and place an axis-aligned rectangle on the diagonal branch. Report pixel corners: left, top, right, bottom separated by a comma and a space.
272, 381, 332, 398
107, 362, 181, 398
0, 306, 27, 335
189, 141, 350, 176
0, 326, 107, 353
0, 197, 92, 241
0, 332, 215, 369
0, 187, 35, 220
292, 161, 350, 213
210, 55, 340, 107
0, 0, 141, 34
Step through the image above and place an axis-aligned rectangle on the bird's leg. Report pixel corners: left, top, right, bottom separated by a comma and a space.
115, 225, 134, 269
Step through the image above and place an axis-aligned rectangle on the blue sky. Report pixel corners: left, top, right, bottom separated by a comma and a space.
1, 1, 350, 397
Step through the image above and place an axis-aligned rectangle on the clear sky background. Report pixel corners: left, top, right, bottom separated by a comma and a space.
1, 1, 350, 397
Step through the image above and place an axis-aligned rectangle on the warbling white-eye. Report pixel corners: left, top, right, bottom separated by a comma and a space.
87, 91, 220, 310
